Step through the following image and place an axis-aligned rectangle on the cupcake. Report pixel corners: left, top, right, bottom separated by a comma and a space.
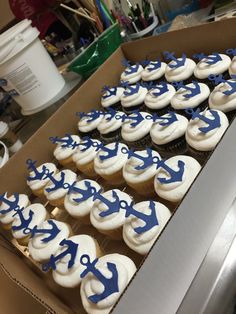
121, 111, 153, 149
44, 169, 77, 207
0, 193, 30, 230
64, 179, 102, 224
154, 155, 201, 206
193, 53, 231, 85
97, 109, 126, 144
120, 60, 143, 84
185, 108, 229, 163
123, 148, 161, 195
50, 134, 80, 168
26, 160, 58, 197
141, 59, 167, 83
28, 219, 72, 263
150, 112, 189, 157
226, 48, 236, 77
72, 137, 102, 178
101, 85, 124, 111
163, 51, 196, 83
123, 201, 171, 255
208, 78, 236, 121
42, 235, 102, 288
77, 110, 104, 138
11, 203, 48, 246
94, 142, 129, 185
144, 82, 176, 115
171, 81, 210, 117
120, 83, 148, 114
80, 253, 136, 314
90, 189, 132, 239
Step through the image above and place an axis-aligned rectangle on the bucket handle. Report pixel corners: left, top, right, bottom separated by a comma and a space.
0, 141, 9, 168
0, 34, 23, 64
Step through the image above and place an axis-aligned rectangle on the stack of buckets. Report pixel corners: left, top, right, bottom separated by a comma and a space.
0, 19, 65, 115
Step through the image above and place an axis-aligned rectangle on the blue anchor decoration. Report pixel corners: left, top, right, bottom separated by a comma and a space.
185, 108, 221, 133
78, 137, 103, 152
101, 86, 118, 99
193, 53, 206, 61
150, 82, 169, 97
30, 220, 61, 243
70, 181, 100, 203
208, 74, 236, 95
77, 110, 104, 122
121, 147, 155, 171
93, 190, 121, 217
123, 83, 140, 97
42, 239, 79, 272
0, 193, 20, 215
226, 48, 236, 56
126, 110, 152, 128
146, 59, 162, 71
104, 108, 126, 122
12, 207, 34, 233
155, 158, 185, 184
140, 81, 155, 90
120, 80, 130, 89
163, 51, 186, 69
152, 111, 178, 126
26, 159, 50, 182
122, 59, 140, 75
98, 142, 120, 161
194, 53, 222, 65
80, 254, 119, 304
120, 200, 159, 234
172, 81, 201, 99
49, 134, 80, 149
45, 171, 71, 193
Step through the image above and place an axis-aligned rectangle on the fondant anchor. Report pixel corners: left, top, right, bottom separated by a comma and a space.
208, 74, 236, 95
146, 59, 161, 71
226, 48, 236, 56
30, 220, 61, 243
150, 82, 169, 96
185, 108, 221, 133
0, 193, 20, 215
80, 254, 119, 304
123, 84, 140, 97
172, 81, 201, 98
104, 108, 126, 122
126, 111, 151, 128
78, 110, 104, 122
98, 142, 120, 161
49, 134, 80, 149
163, 51, 186, 68
122, 59, 140, 75
12, 207, 34, 233
152, 111, 178, 126
121, 147, 155, 171
42, 239, 78, 271
93, 190, 121, 217
155, 159, 185, 184
101, 86, 117, 99
70, 181, 100, 203
45, 171, 70, 193
193, 52, 222, 64
78, 137, 103, 152
26, 159, 50, 182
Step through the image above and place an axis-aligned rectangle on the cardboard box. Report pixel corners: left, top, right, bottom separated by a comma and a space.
1, 18, 236, 314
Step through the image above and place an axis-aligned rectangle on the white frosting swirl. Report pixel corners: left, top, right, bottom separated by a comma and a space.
52, 235, 98, 288
121, 85, 148, 108
0, 194, 30, 225
64, 180, 102, 218
11, 203, 48, 240
53, 135, 80, 161
44, 170, 77, 201
27, 163, 57, 191
123, 201, 171, 255
101, 87, 124, 108
154, 155, 201, 202
80, 253, 136, 314
28, 219, 71, 262
123, 149, 161, 184
229, 56, 236, 76
121, 112, 153, 142
120, 64, 143, 84
97, 112, 125, 135
194, 54, 231, 79
144, 84, 176, 109
90, 189, 132, 231
171, 83, 210, 109
209, 80, 236, 113
72, 139, 101, 166
165, 58, 196, 82
150, 113, 188, 145
78, 111, 103, 133
141, 62, 166, 81
185, 109, 229, 151
94, 142, 128, 176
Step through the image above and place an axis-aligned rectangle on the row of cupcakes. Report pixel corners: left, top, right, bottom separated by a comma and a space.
100, 77, 236, 118
0, 193, 137, 314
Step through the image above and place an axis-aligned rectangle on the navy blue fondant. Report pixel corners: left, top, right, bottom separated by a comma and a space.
101, 86, 118, 99
226, 48, 236, 56
26, 159, 50, 182
30, 220, 61, 243
79, 137, 103, 152
98, 142, 120, 161
12, 207, 34, 233
93, 190, 121, 217
155, 159, 185, 184
172, 81, 201, 98
152, 111, 178, 126
185, 108, 221, 133
70, 181, 99, 203
49, 134, 80, 149
163, 51, 186, 69
123, 84, 140, 97
0, 193, 20, 215
151, 82, 169, 96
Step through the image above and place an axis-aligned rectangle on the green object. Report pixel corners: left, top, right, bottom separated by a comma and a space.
68, 23, 122, 79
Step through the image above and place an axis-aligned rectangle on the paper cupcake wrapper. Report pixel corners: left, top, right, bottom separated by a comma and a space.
99, 168, 125, 186
97, 226, 123, 240
187, 144, 211, 165
100, 128, 122, 144
78, 128, 100, 139
103, 101, 122, 112
125, 133, 152, 150
122, 103, 145, 115
77, 160, 98, 178
152, 135, 187, 159
126, 176, 156, 196
173, 99, 208, 119
226, 109, 236, 123
144, 104, 171, 116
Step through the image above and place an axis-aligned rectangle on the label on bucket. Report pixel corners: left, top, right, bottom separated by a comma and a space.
3, 63, 40, 95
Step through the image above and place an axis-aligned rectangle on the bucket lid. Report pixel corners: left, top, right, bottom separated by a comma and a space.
0, 19, 40, 65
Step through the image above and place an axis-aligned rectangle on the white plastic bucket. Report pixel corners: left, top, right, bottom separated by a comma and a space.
0, 19, 65, 115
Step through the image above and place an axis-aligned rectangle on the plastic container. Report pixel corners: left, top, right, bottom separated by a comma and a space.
0, 121, 23, 153
0, 141, 9, 168
0, 19, 65, 115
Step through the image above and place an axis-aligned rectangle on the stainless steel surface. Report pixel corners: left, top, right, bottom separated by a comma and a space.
178, 198, 236, 314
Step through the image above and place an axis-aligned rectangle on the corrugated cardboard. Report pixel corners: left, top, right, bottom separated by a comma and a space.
1, 18, 236, 314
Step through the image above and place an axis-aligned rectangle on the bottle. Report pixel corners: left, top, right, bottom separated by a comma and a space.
0, 121, 23, 154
